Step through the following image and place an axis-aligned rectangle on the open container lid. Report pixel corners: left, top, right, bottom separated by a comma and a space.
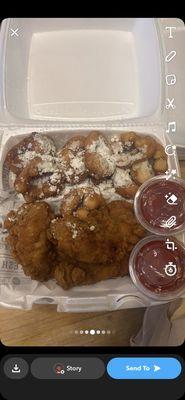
0, 18, 163, 124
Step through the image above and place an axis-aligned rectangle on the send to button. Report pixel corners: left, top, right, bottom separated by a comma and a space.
107, 358, 182, 380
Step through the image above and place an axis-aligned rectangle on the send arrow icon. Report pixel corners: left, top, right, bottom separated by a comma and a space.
154, 365, 161, 372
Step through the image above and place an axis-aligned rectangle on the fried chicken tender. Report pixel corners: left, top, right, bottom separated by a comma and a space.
4, 202, 55, 281
49, 200, 145, 267
53, 256, 129, 290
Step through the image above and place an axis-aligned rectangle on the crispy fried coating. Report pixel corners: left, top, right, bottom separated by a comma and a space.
84, 131, 115, 180
4, 132, 56, 175
49, 201, 145, 267
57, 135, 87, 184
14, 157, 64, 202
60, 187, 104, 217
53, 256, 129, 290
4, 202, 55, 281
130, 160, 155, 185
153, 143, 168, 173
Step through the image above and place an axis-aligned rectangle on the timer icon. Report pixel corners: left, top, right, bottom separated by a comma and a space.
164, 262, 177, 277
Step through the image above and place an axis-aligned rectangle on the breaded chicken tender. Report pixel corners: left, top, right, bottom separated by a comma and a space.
4, 202, 55, 281
49, 200, 145, 267
53, 256, 130, 290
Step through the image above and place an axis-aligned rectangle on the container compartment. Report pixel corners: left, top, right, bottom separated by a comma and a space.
1, 18, 161, 122
0, 126, 183, 311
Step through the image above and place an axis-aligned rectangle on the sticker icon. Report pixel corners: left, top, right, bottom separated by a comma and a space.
164, 262, 177, 277
12, 364, 21, 374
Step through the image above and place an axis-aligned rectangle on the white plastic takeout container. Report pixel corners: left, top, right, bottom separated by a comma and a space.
0, 18, 185, 312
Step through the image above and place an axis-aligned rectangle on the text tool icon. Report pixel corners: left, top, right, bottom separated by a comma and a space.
165, 193, 178, 205
165, 239, 177, 251
12, 364, 21, 374
164, 262, 177, 277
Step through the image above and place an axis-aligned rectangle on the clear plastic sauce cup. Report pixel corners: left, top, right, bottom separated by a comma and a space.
129, 235, 185, 301
134, 175, 185, 235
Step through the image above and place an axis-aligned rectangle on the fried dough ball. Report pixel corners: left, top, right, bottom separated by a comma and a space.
134, 135, 157, 158
111, 133, 146, 168
120, 131, 138, 147
4, 202, 55, 281
14, 157, 64, 202
153, 143, 168, 173
60, 187, 104, 217
57, 135, 87, 184
84, 131, 115, 181
4, 132, 56, 175
53, 256, 129, 290
113, 168, 139, 199
130, 160, 155, 185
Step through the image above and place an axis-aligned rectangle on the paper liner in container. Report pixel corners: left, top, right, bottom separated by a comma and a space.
0, 125, 183, 312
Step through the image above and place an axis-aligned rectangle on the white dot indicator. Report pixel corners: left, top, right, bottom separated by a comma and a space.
102, 330, 106, 335
80, 330, 83, 334
96, 330, 100, 335
85, 330, 89, 334
107, 330, 111, 335
90, 329, 95, 335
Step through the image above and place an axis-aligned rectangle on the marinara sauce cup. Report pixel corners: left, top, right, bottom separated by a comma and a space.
134, 175, 185, 235
129, 235, 185, 301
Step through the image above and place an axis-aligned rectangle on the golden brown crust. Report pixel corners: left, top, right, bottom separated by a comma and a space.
116, 184, 139, 199
153, 143, 168, 173
14, 157, 64, 202
130, 160, 155, 185
4, 132, 56, 175
134, 135, 157, 158
57, 136, 87, 184
4, 202, 55, 281
84, 131, 115, 180
50, 200, 146, 266
53, 257, 129, 290
60, 187, 104, 217
111, 133, 146, 169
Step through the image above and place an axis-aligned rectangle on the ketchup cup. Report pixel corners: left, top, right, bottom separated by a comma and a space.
134, 175, 185, 235
129, 235, 185, 301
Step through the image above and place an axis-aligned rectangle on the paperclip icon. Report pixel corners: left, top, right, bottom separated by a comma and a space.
165, 216, 177, 228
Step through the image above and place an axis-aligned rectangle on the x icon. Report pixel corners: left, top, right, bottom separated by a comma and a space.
10, 28, 19, 37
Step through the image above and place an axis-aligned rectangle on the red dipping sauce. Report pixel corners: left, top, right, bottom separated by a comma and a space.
134, 175, 185, 235
129, 236, 185, 301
